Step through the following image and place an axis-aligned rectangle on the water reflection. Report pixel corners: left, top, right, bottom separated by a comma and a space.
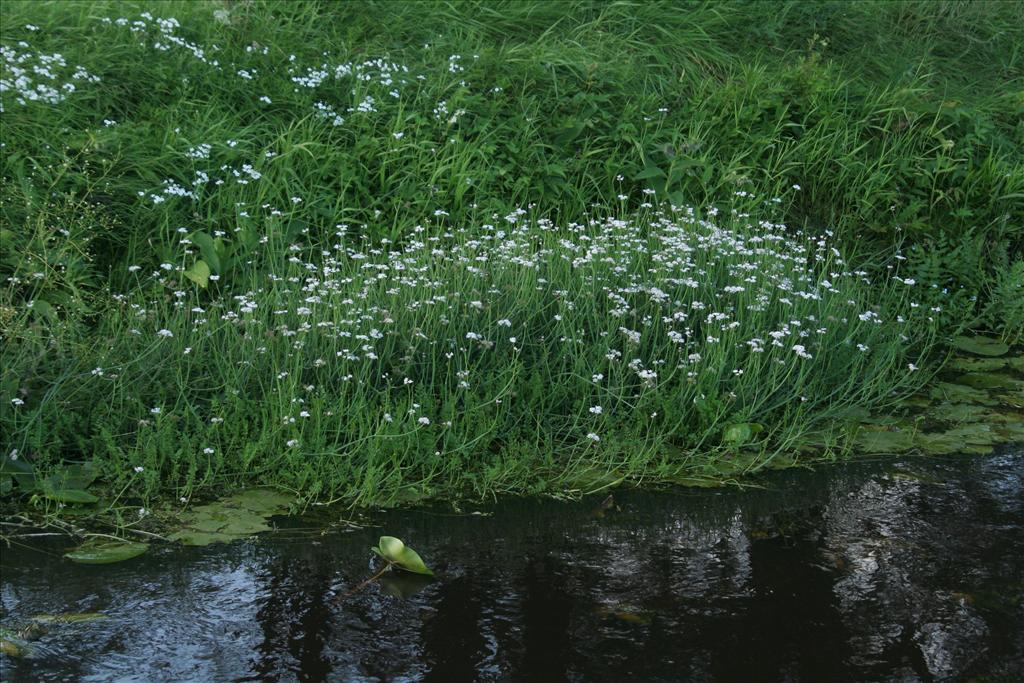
2, 450, 1022, 682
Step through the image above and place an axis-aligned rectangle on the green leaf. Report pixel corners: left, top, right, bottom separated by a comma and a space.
954, 372, 1022, 391
376, 536, 434, 576
951, 336, 1009, 357
189, 232, 221, 273
377, 536, 406, 563
29, 298, 57, 322
722, 422, 764, 445
45, 462, 97, 492
633, 165, 667, 181
184, 259, 211, 288
65, 540, 148, 564
42, 487, 99, 504
855, 429, 915, 453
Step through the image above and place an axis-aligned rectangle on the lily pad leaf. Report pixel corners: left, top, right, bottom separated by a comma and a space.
65, 539, 148, 564
952, 336, 1009, 357
375, 536, 434, 576
855, 429, 915, 453
954, 372, 1022, 391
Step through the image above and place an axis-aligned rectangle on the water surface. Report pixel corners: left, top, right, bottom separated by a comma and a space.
2, 450, 1022, 682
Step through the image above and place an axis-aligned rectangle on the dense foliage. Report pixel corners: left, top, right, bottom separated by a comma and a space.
1, 1, 1020, 505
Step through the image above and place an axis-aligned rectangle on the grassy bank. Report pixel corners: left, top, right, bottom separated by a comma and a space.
1, 1, 1020, 509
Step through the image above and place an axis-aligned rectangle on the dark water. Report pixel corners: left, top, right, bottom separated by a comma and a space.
2, 450, 1023, 682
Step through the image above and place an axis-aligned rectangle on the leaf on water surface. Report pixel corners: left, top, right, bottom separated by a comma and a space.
854, 429, 915, 453
64, 539, 148, 564
926, 403, 990, 423
375, 536, 434, 576
169, 489, 292, 545
832, 406, 873, 422
994, 421, 1024, 441
951, 336, 1010, 357
954, 372, 1023, 392
929, 382, 998, 406
947, 356, 1008, 372
224, 488, 293, 515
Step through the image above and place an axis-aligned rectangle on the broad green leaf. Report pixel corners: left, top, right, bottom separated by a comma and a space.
65, 540, 148, 564
377, 536, 406, 563
376, 536, 434, 575
633, 165, 666, 181
184, 259, 210, 288
394, 545, 434, 576
722, 422, 764, 445
224, 488, 293, 515
951, 336, 1009, 357
954, 372, 1022, 391
929, 382, 998, 406
947, 356, 1008, 372
190, 232, 221, 273
44, 462, 98, 492
42, 486, 99, 504
0, 456, 35, 490
855, 429, 914, 453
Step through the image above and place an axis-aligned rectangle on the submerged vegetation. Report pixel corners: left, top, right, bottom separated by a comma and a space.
1, 1, 1022, 517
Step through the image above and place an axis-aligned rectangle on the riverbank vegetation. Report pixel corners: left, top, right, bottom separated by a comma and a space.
2, 1, 1021, 513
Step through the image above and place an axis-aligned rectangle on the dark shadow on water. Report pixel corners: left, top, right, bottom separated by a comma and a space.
2, 449, 1023, 682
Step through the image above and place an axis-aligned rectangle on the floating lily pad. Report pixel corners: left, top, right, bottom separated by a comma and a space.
222, 489, 293, 515
855, 429, 915, 453
898, 395, 933, 409
994, 420, 1024, 441
917, 423, 999, 455
952, 336, 1009, 357
929, 382, 998, 406
65, 539, 148, 564
954, 372, 1023, 391
926, 403, 990, 423
947, 356, 1009, 372
833, 406, 873, 422
169, 488, 293, 546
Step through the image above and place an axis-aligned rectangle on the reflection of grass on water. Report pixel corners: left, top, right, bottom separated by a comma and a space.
0, 1, 1021, 519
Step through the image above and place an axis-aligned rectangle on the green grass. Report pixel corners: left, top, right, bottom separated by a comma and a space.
0, 0, 1019, 509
